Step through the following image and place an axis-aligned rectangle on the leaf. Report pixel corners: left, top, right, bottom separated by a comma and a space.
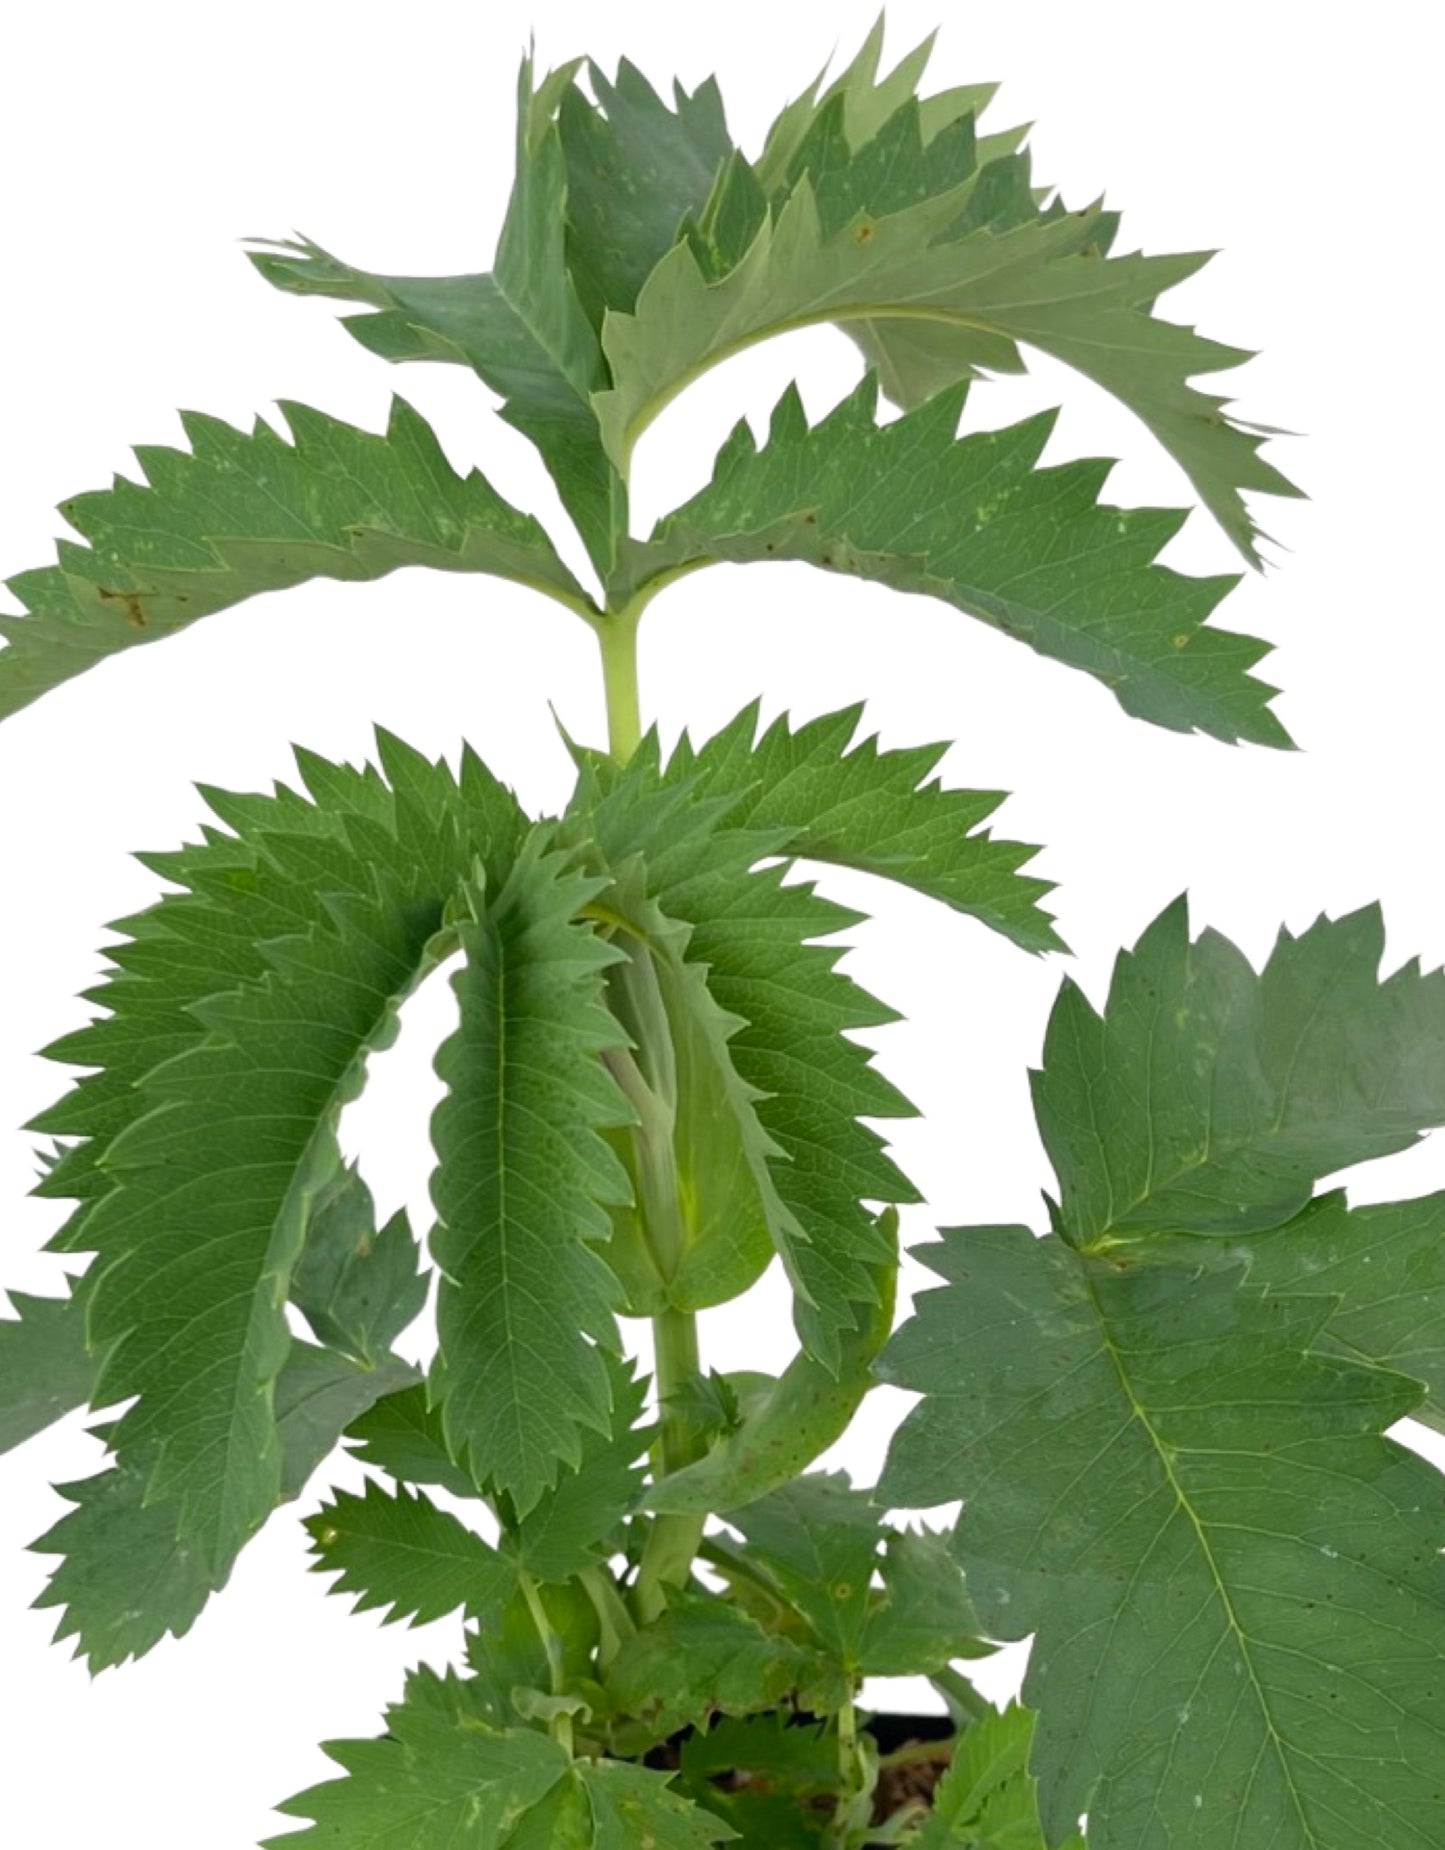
579, 1761, 736, 1849
1231, 1189, 1445, 1429
679, 1712, 835, 1789
266, 1664, 570, 1848
250, 61, 623, 575
646, 1213, 897, 1516
656, 700, 1058, 953
0, 394, 590, 722
603, 1591, 836, 1738
345, 1381, 484, 1500
290, 1163, 428, 1366
32, 1340, 414, 1670
858, 1526, 992, 1677
428, 830, 635, 1515
465, 1577, 599, 1729
30, 733, 525, 1572
911, 1703, 1074, 1850
879, 1222, 1445, 1850
595, 36, 1299, 567
1034, 897, 1445, 1247
505, 1351, 651, 1583
0, 1277, 98, 1454
584, 726, 917, 1366
304, 1479, 514, 1628
615, 380, 1282, 748
725, 1472, 882, 1670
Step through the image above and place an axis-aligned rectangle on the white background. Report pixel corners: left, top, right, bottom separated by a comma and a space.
1, 1, 1441, 1842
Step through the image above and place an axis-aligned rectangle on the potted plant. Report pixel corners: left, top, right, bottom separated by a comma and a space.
3, 17, 1443, 1847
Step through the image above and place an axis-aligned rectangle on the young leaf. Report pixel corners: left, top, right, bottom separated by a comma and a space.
603, 1591, 839, 1738
428, 831, 635, 1515
596, 44, 1298, 567
250, 61, 623, 576
32, 1341, 415, 1670
290, 1164, 428, 1367
879, 1224, 1445, 1850
266, 1664, 570, 1848
615, 381, 1282, 748
1034, 897, 1445, 1247
304, 1479, 514, 1629
858, 1526, 992, 1677
725, 1472, 882, 1670
0, 1277, 98, 1455
0, 395, 590, 722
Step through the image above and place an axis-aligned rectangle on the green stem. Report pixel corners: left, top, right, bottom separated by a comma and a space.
598, 607, 643, 764
829, 1693, 875, 1848
932, 1663, 990, 1725
518, 1570, 574, 1756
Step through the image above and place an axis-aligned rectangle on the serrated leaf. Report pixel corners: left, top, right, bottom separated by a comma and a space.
596, 34, 1298, 568
726, 1472, 882, 1670
345, 1381, 482, 1500
859, 1527, 991, 1677
267, 1664, 570, 1849
250, 61, 623, 576
305, 1479, 514, 1628
603, 1591, 836, 1738
679, 1712, 835, 1790
1034, 897, 1445, 1247
428, 830, 635, 1514
0, 394, 590, 722
0, 1276, 98, 1454
580, 1760, 735, 1849
1231, 1189, 1445, 1431
290, 1163, 428, 1365
911, 1703, 1074, 1850
32, 1340, 415, 1670
616, 380, 1282, 748
30, 734, 525, 1572
506, 1351, 651, 1583
879, 1223, 1445, 1850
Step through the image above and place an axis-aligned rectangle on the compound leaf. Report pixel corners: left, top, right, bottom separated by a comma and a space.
305, 1478, 514, 1628
616, 381, 1282, 747
428, 831, 634, 1515
0, 395, 589, 722
879, 1223, 1445, 1850
1034, 897, 1445, 1247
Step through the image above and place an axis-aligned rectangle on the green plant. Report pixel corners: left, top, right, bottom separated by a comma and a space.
3, 18, 1443, 1849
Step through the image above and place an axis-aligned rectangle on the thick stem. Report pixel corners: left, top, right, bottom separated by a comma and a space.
598, 608, 643, 764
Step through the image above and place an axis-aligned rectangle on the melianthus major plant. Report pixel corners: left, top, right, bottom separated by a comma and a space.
4, 19, 1445, 1849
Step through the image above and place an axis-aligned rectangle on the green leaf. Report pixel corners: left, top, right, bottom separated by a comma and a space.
290, 1163, 428, 1366
267, 1664, 570, 1848
1230, 1189, 1445, 1430
679, 1712, 835, 1790
466, 1578, 599, 1730
579, 1761, 736, 1849
250, 62, 623, 576
30, 733, 525, 1572
726, 1472, 882, 1670
32, 1340, 414, 1670
603, 1591, 836, 1738
0, 1277, 98, 1455
584, 724, 917, 1366
0, 394, 590, 722
1034, 897, 1445, 1247
858, 1526, 992, 1677
428, 829, 635, 1514
505, 1351, 651, 1583
617, 380, 1282, 747
557, 59, 733, 328
344, 1381, 481, 1500
596, 34, 1298, 567
911, 1703, 1073, 1850
879, 1223, 1445, 1850
304, 1478, 514, 1628
646, 1213, 897, 1516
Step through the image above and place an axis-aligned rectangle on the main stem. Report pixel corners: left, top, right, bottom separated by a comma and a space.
598, 605, 707, 1621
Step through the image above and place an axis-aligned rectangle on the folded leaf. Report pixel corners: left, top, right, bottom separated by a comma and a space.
267, 1665, 570, 1849
618, 380, 1282, 747
880, 1223, 1445, 1850
429, 831, 635, 1515
1034, 897, 1445, 1246
32, 1341, 415, 1670
0, 395, 590, 723
0, 1277, 98, 1455
304, 1478, 513, 1628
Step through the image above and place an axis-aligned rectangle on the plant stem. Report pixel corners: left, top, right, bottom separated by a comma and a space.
598, 607, 643, 764
518, 1570, 574, 1755
829, 1693, 875, 1848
